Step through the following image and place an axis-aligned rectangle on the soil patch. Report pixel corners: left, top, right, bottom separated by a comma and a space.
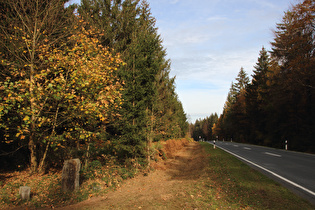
58, 142, 208, 209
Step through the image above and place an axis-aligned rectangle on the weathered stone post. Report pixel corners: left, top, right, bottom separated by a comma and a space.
19, 186, 31, 200
62, 158, 81, 192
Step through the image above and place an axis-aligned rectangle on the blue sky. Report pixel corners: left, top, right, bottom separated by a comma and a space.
66, 0, 295, 122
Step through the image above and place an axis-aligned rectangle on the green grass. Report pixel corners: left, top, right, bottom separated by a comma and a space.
193, 142, 315, 209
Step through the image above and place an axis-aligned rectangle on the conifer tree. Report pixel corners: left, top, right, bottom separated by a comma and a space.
246, 47, 271, 145
269, 0, 315, 151
216, 68, 249, 141
234, 67, 250, 93
215, 0, 315, 152
78, 0, 188, 160
114, 0, 164, 158
223, 82, 237, 112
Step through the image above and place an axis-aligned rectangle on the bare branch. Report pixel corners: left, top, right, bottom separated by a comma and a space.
0, 144, 27, 156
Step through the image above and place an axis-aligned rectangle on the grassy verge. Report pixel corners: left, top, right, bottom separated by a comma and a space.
190, 142, 314, 209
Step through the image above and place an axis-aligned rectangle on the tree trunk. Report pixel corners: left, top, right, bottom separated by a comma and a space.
38, 142, 50, 174
28, 135, 38, 173
84, 143, 90, 169
146, 107, 154, 168
38, 106, 60, 174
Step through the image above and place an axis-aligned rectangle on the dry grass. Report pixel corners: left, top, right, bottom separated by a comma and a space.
160, 138, 190, 159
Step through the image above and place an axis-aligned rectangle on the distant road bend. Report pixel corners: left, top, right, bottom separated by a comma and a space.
207, 141, 315, 205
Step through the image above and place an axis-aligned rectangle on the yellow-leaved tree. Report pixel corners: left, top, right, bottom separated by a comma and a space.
0, 18, 123, 173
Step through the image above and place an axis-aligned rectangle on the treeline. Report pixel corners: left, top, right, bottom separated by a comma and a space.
190, 113, 218, 141
214, 0, 315, 153
0, 0, 188, 173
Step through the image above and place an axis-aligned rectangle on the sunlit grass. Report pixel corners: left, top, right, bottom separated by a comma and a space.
193, 142, 314, 209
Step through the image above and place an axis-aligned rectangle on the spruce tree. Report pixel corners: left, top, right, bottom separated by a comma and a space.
246, 47, 271, 145
78, 0, 188, 159
217, 68, 249, 142
234, 67, 250, 93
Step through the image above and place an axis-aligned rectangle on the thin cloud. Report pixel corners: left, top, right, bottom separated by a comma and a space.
170, 0, 180, 4
207, 15, 228, 22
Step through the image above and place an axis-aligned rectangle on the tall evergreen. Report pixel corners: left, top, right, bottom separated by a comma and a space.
215, 68, 249, 141
269, 0, 315, 151
246, 47, 271, 145
113, 0, 165, 158
234, 67, 250, 93
78, 0, 188, 160
223, 82, 237, 112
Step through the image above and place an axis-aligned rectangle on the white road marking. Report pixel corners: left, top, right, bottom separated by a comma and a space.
233, 145, 239, 147
244, 147, 251, 150
211, 143, 315, 197
265, 152, 282, 157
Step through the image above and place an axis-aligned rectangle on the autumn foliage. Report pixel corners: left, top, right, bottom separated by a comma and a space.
0, 0, 189, 174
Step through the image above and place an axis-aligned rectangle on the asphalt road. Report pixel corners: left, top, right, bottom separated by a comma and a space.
207, 141, 315, 205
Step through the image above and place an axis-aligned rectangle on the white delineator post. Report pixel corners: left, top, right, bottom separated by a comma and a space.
285, 140, 288, 150
213, 140, 216, 149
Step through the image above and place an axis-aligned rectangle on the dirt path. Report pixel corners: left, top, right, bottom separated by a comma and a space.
59, 142, 209, 209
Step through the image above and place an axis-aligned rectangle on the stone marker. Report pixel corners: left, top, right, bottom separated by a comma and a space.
62, 158, 81, 192
19, 186, 31, 200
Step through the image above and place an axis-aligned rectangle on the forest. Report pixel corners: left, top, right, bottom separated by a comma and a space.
192, 0, 315, 153
0, 0, 189, 173
190, 113, 218, 141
